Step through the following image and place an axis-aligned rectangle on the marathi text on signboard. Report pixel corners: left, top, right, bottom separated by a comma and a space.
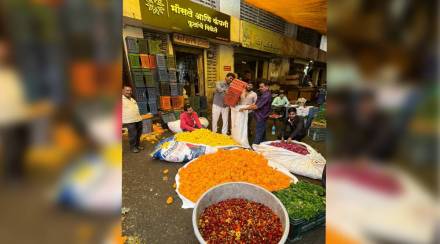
140, 0, 230, 41
173, 33, 209, 49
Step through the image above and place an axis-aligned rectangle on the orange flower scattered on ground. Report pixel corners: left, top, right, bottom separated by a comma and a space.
178, 149, 292, 202
166, 196, 174, 205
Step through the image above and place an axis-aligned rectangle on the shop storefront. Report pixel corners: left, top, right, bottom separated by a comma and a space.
122, 0, 231, 115
172, 33, 209, 97
235, 21, 285, 85
234, 47, 273, 83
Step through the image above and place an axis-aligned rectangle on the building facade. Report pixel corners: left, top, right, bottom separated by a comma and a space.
123, 0, 326, 105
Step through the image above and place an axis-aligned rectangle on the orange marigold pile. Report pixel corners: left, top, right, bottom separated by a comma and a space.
178, 149, 292, 202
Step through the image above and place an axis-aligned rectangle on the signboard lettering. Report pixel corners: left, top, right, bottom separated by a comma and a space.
140, 0, 230, 41
173, 33, 209, 49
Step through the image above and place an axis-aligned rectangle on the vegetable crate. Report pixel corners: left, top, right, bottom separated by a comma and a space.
148, 40, 162, 54
144, 69, 157, 87
128, 54, 141, 68
148, 55, 156, 68
160, 96, 172, 111
232, 79, 247, 89
137, 39, 149, 54
171, 96, 184, 110
286, 213, 325, 243
159, 82, 171, 96
170, 83, 179, 96
227, 86, 242, 96
147, 87, 158, 101
148, 101, 158, 115
308, 127, 327, 142
135, 87, 147, 102
142, 118, 152, 134
140, 54, 152, 69
126, 37, 139, 53
138, 101, 149, 115
131, 69, 145, 87
155, 54, 167, 68
168, 69, 177, 82
224, 91, 240, 107
160, 112, 177, 124
157, 68, 169, 82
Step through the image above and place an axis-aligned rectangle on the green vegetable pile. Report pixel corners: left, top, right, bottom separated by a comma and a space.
314, 106, 326, 122
274, 181, 325, 221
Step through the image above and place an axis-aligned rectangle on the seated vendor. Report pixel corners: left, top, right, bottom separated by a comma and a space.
279, 107, 307, 142
272, 90, 289, 116
180, 104, 202, 132
272, 90, 289, 107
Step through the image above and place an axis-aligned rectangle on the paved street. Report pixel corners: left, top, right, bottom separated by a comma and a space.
122, 129, 326, 244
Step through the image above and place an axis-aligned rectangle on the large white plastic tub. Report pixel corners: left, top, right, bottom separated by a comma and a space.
192, 182, 289, 244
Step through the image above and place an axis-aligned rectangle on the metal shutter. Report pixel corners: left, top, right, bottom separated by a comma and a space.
191, 0, 219, 10
240, 0, 286, 34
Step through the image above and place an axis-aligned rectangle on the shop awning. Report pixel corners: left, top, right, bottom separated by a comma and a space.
244, 0, 327, 34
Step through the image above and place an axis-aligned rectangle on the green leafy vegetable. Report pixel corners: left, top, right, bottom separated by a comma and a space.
274, 181, 325, 221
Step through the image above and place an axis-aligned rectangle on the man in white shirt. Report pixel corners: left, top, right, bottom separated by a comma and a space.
239, 83, 257, 136
122, 85, 144, 153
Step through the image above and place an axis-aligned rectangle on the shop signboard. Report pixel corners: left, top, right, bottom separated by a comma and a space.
139, 0, 230, 41
173, 33, 209, 48
240, 21, 283, 55
223, 66, 231, 71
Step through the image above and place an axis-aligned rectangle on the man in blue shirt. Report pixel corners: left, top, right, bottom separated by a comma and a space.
240, 81, 272, 144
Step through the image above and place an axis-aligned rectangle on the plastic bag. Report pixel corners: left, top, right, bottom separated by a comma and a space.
167, 117, 209, 133
56, 154, 121, 213
253, 140, 326, 179
151, 137, 217, 163
230, 105, 250, 148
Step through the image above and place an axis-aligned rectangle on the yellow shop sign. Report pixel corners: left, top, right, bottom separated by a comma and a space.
240, 21, 283, 55
139, 0, 230, 41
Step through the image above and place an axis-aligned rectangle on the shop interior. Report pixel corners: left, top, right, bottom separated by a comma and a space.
174, 46, 204, 97
234, 48, 272, 84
